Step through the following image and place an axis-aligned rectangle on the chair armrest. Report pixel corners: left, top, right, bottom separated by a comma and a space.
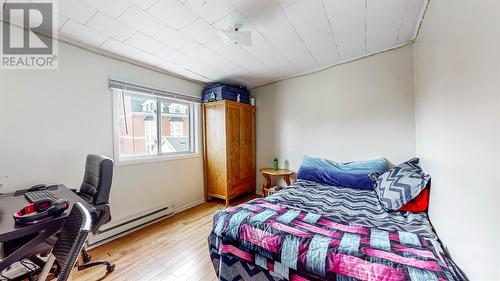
91, 204, 111, 234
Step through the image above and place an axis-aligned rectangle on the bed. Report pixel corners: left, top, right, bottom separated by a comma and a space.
208, 180, 467, 281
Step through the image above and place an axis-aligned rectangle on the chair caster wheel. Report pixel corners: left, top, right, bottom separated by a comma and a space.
107, 264, 115, 272
83, 253, 91, 263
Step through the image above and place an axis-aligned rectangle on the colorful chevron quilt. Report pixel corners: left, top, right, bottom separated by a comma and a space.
209, 182, 467, 281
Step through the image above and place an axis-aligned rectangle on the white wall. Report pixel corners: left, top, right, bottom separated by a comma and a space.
0, 35, 205, 226
414, 1, 500, 279
252, 46, 416, 191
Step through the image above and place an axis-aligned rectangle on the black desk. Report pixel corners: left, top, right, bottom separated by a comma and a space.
0, 185, 95, 273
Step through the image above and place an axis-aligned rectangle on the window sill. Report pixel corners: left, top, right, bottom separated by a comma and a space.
115, 153, 201, 167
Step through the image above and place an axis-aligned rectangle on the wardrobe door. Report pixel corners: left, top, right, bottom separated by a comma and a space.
203, 103, 227, 198
240, 106, 255, 180
226, 104, 241, 186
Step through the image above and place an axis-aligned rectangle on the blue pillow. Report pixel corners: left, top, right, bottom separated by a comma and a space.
297, 156, 388, 190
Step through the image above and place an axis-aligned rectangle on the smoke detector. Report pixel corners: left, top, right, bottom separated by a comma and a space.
218, 24, 252, 46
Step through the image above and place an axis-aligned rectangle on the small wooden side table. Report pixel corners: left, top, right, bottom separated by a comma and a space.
260, 168, 295, 197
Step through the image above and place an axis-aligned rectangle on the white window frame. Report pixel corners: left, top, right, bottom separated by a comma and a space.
111, 88, 200, 166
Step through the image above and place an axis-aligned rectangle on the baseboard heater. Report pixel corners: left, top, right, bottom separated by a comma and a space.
87, 203, 174, 248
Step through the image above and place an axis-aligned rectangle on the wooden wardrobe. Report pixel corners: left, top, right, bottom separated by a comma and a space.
203, 100, 256, 205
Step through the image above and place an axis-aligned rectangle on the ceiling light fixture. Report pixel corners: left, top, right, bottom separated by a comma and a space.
218, 24, 252, 46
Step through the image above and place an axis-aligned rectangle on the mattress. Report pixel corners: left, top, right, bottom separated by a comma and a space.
208, 180, 467, 281
265, 180, 438, 240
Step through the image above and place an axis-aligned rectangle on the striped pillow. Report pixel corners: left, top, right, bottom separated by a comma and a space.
374, 158, 430, 211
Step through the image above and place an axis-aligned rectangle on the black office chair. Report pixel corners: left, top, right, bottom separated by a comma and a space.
75, 154, 115, 273
38, 202, 91, 281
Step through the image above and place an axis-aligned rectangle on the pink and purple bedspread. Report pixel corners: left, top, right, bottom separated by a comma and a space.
209, 190, 466, 281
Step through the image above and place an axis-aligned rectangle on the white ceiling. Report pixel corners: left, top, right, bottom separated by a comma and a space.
3, 0, 428, 88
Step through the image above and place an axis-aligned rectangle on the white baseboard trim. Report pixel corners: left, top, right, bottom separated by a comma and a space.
174, 198, 206, 213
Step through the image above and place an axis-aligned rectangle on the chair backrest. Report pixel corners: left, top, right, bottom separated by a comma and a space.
79, 154, 113, 206
52, 203, 92, 281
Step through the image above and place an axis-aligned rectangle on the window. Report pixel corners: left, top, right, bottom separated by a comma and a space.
142, 100, 156, 112
111, 81, 199, 163
160, 99, 192, 154
168, 103, 187, 114
170, 122, 183, 137
144, 121, 157, 154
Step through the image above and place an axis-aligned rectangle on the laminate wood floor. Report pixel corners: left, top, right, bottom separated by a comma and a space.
68, 193, 258, 281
